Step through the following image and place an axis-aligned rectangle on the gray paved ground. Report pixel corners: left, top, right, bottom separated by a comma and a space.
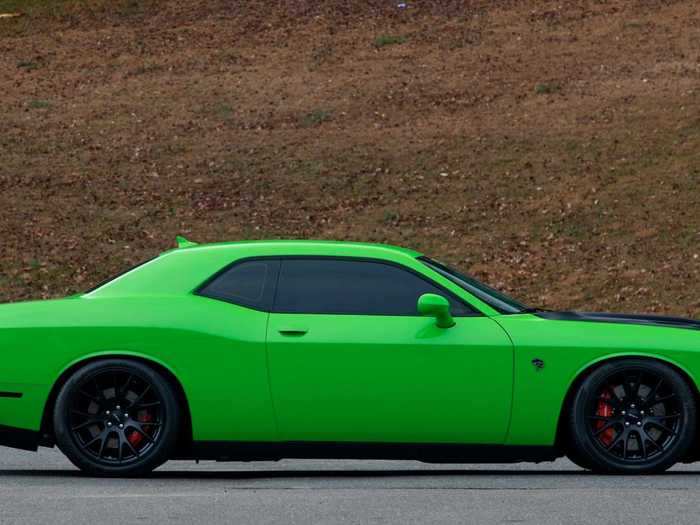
2, 447, 700, 524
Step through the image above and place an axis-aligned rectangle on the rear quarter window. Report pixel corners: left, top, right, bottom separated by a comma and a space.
196, 258, 280, 311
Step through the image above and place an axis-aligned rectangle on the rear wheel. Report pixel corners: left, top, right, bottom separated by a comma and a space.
53, 359, 180, 477
568, 359, 696, 474
565, 446, 594, 471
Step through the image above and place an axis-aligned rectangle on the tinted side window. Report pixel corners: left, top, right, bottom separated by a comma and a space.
197, 259, 279, 311
274, 259, 474, 316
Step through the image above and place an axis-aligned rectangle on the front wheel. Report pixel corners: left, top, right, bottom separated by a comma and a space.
568, 359, 696, 474
53, 359, 180, 477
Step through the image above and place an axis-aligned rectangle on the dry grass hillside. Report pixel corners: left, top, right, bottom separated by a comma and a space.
1, 0, 699, 316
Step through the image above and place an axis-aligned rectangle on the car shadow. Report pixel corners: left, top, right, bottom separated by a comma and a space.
0, 468, 624, 479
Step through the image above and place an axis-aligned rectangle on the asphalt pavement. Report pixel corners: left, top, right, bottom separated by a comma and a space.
2, 446, 700, 524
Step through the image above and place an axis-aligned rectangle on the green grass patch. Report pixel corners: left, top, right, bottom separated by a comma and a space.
550, 219, 589, 239
0, 0, 73, 16
300, 109, 332, 128
213, 102, 234, 121
382, 210, 399, 224
293, 159, 324, 179
310, 44, 334, 70
374, 35, 407, 48
623, 20, 647, 30
0, 0, 146, 20
28, 99, 50, 109
131, 62, 164, 75
17, 60, 40, 70
534, 82, 561, 95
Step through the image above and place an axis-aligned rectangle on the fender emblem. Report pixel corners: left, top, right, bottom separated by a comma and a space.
532, 358, 545, 371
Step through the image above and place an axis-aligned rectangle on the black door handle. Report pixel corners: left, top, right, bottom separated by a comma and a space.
278, 328, 308, 336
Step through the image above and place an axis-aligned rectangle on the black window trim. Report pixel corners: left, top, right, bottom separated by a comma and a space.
194, 255, 481, 317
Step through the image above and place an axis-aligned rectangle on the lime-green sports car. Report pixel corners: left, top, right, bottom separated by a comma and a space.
0, 238, 698, 476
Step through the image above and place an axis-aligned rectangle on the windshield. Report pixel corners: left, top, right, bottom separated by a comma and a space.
419, 256, 529, 314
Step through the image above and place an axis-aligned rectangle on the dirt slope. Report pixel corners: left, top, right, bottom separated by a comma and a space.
1, 0, 698, 316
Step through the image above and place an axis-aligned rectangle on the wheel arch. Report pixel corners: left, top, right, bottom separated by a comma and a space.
554, 353, 700, 458
40, 352, 193, 457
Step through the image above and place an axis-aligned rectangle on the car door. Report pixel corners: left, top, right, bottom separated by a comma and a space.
192, 257, 280, 441
265, 257, 514, 445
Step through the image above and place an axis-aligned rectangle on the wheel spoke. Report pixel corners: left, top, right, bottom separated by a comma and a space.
71, 419, 101, 431
593, 420, 618, 437
139, 421, 162, 427
129, 385, 151, 408
135, 401, 161, 409
71, 409, 94, 419
622, 373, 635, 401
638, 431, 648, 459
635, 372, 643, 398
120, 374, 133, 397
81, 432, 104, 450
647, 419, 677, 436
608, 390, 624, 409
131, 425, 154, 443
642, 429, 661, 451
97, 432, 109, 458
77, 390, 101, 403
653, 394, 675, 404
606, 433, 624, 451
93, 379, 104, 400
124, 437, 140, 458
645, 378, 663, 406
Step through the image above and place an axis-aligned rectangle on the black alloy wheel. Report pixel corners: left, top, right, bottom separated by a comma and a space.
53, 359, 180, 477
568, 359, 696, 474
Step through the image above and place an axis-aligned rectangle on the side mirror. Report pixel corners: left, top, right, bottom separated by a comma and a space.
417, 293, 455, 328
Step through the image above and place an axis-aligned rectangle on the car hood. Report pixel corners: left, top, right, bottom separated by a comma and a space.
535, 311, 700, 331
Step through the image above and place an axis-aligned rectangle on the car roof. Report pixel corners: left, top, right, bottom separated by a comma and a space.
163, 239, 423, 259
86, 239, 424, 298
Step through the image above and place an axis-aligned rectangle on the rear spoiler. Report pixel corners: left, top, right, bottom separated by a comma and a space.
176, 235, 198, 249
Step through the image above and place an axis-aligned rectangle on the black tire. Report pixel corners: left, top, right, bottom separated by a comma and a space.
53, 359, 180, 477
565, 446, 595, 471
568, 359, 696, 474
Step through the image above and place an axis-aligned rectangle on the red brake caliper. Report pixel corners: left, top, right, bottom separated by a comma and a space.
595, 389, 614, 446
128, 411, 152, 448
